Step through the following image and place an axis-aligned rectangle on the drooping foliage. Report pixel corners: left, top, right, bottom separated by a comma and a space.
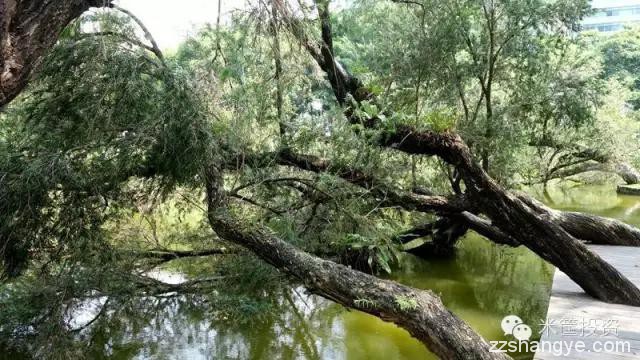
0, 9, 216, 278
3, 0, 640, 357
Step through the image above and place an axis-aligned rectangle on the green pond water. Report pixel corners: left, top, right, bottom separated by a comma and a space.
5, 183, 640, 359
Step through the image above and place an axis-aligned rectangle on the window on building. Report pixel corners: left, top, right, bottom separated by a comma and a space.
598, 24, 622, 32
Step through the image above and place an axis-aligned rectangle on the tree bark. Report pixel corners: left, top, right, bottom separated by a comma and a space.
614, 162, 640, 184
0, 2, 510, 357
236, 147, 640, 250
0, 0, 111, 107
517, 195, 640, 246
530, 137, 640, 184
402, 216, 469, 258
204, 165, 508, 360
282, 6, 640, 305
382, 128, 640, 305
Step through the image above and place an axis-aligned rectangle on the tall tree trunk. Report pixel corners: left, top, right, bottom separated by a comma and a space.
204, 165, 508, 360
1, 0, 111, 107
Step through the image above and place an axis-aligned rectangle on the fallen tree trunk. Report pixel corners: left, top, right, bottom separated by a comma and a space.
392, 211, 521, 257
280, 148, 640, 248
237, 148, 640, 249
204, 165, 508, 360
238, 149, 518, 256
402, 217, 469, 258
529, 137, 640, 185
383, 127, 640, 305
272, 150, 528, 250
543, 161, 640, 185
614, 162, 640, 184
457, 212, 520, 247
551, 210, 640, 246
1, 0, 111, 107
281, 3, 640, 305
394, 217, 468, 256
557, 211, 640, 245
517, 195, 640, 246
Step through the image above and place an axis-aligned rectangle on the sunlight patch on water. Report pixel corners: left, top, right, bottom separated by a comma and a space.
143, 269, 188, 285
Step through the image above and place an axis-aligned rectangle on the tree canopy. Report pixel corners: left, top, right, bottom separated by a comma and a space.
3, 1, 640, 358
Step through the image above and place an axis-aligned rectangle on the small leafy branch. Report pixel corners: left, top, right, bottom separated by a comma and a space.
354, 298, 377, 309
394, 296, 419, 312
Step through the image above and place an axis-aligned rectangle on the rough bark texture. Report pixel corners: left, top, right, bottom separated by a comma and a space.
384, 128, 640, 305
235, 148, 640, 249
204, 165, 508, 360
517, 195, 640, 246
615, 162, 640, 184
457, 211, 520, 246
0, 0, 111, 107
281, 4, 640, 305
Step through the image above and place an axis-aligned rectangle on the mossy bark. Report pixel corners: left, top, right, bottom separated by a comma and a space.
204, 165, 509, 360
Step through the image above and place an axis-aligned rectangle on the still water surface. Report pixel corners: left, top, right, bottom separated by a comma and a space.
7, 184, 640, 359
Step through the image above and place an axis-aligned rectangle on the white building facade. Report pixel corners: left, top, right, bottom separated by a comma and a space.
582, 0, 640, 32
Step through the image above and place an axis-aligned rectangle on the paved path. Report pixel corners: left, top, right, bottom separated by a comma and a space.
535, 245, 640, 359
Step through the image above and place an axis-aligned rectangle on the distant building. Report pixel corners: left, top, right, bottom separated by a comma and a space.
582, 0, 640, 32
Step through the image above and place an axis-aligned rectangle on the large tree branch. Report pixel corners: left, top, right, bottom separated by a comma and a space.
275, 150, 524, 250
203, 164, 507, 360
377, 122, 640, 305
275, 149, 466, 213
547, 161, 640, 185
457, 211, 520, 247
281, 4, 640, 305
517, 194, 640, 247
74, 31, 162, 61
530, 137, 640, 184
112, 5, 164, 64
233, 148, 640, 250
395, 212, 519, 248
0, 0, 112, 107
227, 148, 524, 258
128, 247, 238, 262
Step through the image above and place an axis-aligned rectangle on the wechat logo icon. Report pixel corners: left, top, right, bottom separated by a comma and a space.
501, 315, 532, 341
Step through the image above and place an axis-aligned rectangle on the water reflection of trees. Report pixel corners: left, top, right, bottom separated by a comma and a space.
455, 235, 554, 331
2, 232, 554, 359
70, 289, 332, 360
393, 234, 553, 335
67, 234, 553, 359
